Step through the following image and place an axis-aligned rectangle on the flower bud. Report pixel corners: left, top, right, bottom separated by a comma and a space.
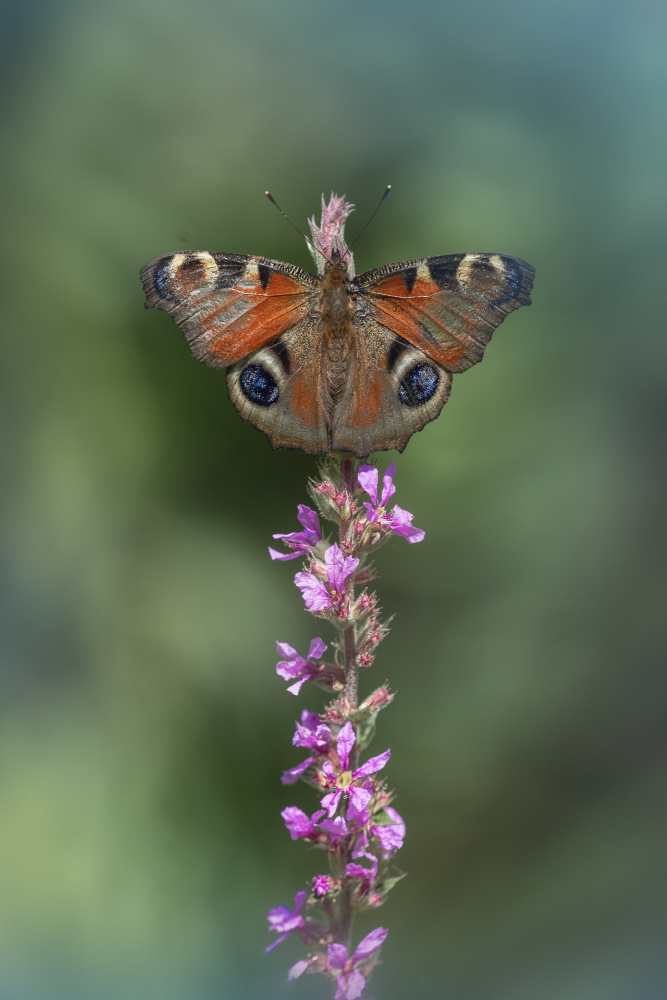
350, 589, 377, 621
308, 477, 348, 523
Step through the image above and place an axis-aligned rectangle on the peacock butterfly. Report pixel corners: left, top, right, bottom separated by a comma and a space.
140, 193, 534, 458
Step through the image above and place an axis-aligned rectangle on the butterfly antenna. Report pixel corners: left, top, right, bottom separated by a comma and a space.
265, 191, 325, 261
349, 184, 391, 248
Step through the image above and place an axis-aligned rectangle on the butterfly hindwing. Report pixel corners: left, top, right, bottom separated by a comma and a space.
356, 253, 534, 373
141, 252, 318, 367
330, 321, 452, 456
226, 319, 330, 455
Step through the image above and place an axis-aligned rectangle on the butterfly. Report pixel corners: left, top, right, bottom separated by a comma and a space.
140, 193, 534, 458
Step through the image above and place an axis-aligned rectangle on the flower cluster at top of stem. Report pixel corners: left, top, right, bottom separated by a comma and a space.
265, 457, 424, 1000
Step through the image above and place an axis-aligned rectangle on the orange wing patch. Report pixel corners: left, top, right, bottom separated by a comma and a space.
367, 295, 475, 369
193, 292, 313, 365
141, 252, 318, 368
368, 263, 439, 299
357, 253, 534, 373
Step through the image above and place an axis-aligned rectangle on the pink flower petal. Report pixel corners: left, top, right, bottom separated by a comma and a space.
357, 464, 379, 505
299, 709, 320, 728
352, 926, 388, 962
288, 959, 311, 980
353, 748, 390, 779
327, 942, 349, 970
318, 815, 349, 843
281, 756, 313, 785
281, 806, 310, 838
347, 785, 372, 813
282, 806, 326, 841
294, 571, 331, 612
276, 641, 299, 660
385, 805, 405, 829
321, 787, 342, 817
380, 462, 397, 507
268, 546, 302, 561
345, 860, 376, 884
264, 891, 307, 952
296, 504, 322, 538
390, 504, 425, 543
324, 544, 359, 593
374, 806, 405, 855
308, 636, 328, 659
351, 830, 369, 858
336, 721, 356, 770
346, 800, 370, 827
335, 969, 366, 1000
264, 931, 290, 953
362, 501, 381, 524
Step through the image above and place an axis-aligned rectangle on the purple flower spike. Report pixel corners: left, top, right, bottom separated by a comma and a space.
269, 505, 322, 561
276, 637, 328, 695
327, 926, 388, 999
265, 890, 307, 952
263, 447, 422, 990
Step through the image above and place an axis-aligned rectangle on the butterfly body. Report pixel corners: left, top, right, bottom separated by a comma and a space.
313, 254, 355, 395
141, 196, 534, 458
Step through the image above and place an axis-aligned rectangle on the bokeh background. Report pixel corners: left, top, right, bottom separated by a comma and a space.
2, 0, 666, 997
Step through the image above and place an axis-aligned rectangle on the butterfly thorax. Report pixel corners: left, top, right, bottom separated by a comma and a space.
319, 255, 354, 331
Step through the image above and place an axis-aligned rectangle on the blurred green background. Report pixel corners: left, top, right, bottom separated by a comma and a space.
2, 0, 666, 997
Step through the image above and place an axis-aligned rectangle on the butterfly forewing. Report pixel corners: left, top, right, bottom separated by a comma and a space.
141, 251, 318, 368
356, 253, 534, 373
